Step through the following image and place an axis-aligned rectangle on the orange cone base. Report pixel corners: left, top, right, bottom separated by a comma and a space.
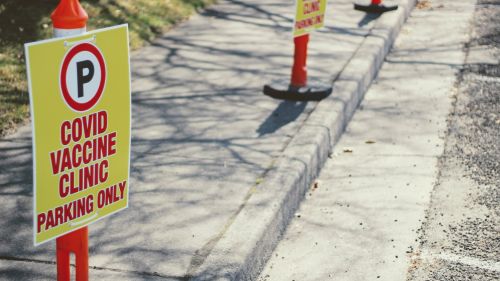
354, 3, 398, 13
263, 80, 332, 101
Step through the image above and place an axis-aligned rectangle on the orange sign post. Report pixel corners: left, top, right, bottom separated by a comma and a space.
51, 2, 90, 280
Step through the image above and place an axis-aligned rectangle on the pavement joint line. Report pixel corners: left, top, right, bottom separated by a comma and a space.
420, 250, 500, 272
0, 255, 182, 279
185, 185, 258, 277
0, 255, 55, 266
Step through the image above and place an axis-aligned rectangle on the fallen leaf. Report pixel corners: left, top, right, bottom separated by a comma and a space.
416, 0, 431, 9
312, 181, 319, 190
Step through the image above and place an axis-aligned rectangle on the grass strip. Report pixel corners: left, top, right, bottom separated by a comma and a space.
0, 0, 215, 137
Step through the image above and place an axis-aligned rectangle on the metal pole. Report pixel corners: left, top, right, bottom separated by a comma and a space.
290, 34, 309, 88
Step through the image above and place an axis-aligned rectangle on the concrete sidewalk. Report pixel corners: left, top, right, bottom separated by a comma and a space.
1, 0, 409, 279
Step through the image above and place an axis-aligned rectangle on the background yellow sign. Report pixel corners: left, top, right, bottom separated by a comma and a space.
294, 0, 328, 37
25, 25, 131, 245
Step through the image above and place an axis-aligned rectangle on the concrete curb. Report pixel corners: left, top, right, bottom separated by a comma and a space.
191, 0, 417, 279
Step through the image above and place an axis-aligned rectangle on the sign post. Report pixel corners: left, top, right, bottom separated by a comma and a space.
51, 2, 90, 279
263, 0, 332, 101
354, 0, 398, 14
24, 1, 131, 280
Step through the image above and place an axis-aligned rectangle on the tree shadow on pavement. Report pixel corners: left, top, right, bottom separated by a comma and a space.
0, 0, 370, 279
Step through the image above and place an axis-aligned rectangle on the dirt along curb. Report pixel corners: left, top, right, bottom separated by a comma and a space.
190, 0, 418, 280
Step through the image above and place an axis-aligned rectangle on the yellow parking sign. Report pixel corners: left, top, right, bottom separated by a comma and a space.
24, 25, 131, 245
293, 0, 328, 37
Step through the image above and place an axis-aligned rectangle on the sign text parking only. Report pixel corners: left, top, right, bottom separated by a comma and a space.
25, 25, 131, 245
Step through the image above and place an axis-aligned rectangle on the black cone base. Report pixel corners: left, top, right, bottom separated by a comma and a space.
263, 81, 332, 101
354, 3, 398, 13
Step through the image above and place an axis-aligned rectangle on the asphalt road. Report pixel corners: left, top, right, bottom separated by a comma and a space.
408, 0, 499, 279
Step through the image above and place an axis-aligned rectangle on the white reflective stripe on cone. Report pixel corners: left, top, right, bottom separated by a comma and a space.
53, 27, 86, 38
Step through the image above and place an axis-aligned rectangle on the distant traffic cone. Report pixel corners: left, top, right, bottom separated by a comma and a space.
354, 0, 398, 14
51, 0, 88, 38
263, 34, 332, 101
